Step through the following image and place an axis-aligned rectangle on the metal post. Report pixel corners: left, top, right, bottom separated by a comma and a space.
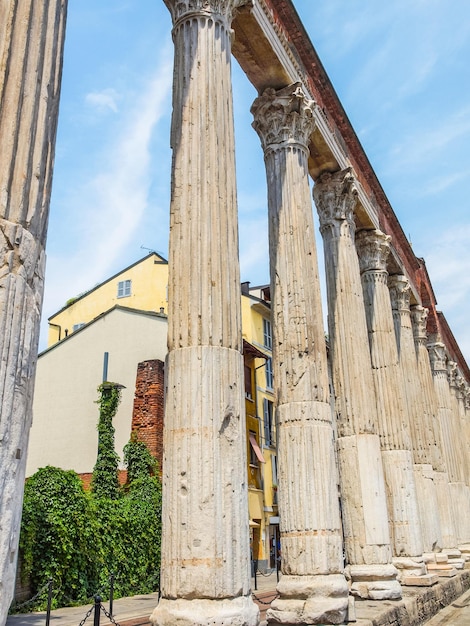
94, 595, 101, 626
253, 560, 258, 591
274, 533, 279, 582
109, 573, 114, 616
45, 578, 53, 626
102, 352, 109, 383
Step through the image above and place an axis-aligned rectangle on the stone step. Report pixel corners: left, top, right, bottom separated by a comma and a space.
401, 574, 439, 587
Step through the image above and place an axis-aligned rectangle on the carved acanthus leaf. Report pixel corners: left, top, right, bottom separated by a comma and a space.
356, 229, 391, 274
427, 341, 447, 373
313, 168, 358, 234
251, 82, 315, 150
165, 0, 248, 23
411, 305, 428, 343
388, 275, 411, 313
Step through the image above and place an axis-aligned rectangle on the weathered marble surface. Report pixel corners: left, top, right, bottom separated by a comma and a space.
151, 1, 258, 624
314, 171, 399, 600
356, 230, 423, 564
252, 84, 348, 625
0, 2, 67, 623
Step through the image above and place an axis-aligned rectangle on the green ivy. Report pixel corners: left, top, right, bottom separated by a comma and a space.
19, 467, 99, 609
91, 383, 121, 500
16, 436, 162, 612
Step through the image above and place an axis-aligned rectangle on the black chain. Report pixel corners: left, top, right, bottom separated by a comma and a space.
10, 580, 52, 611
77, 605, 94, 626
100, 603, 121, 626
252, 592, 279, 605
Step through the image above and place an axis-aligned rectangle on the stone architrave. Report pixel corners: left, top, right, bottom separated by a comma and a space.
0, 2, 67, 622
313, 170, 400, 601
427, 341, 459, 549
251, 84, 348, 625
355, 231, 424, 578
151, 2, 258, 625
388, 276, 442, 555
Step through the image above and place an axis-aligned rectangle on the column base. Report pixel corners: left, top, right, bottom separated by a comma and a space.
345, 564, 402, 600
150, 596, 259, 626
392, 556, 426, 579
267, 574, 348, 625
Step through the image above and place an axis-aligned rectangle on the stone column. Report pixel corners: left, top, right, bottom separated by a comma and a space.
389, 276, 442, 556
0, 2, 67, 622
251, 84, 348, 625
455, 377, 470, 545
151, 2, 258, 625
355, 231, 424, 580
447, 366, 470, 546
427, 341, 459, 550
313, 170, 400, 601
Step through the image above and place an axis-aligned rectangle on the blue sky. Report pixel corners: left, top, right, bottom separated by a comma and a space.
42, 0, 470, 361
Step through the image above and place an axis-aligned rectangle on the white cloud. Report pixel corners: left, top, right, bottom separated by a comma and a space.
41, 47, 173, 347
85, 88, 120, 113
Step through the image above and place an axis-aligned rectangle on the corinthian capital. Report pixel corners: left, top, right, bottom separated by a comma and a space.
427, 341, 447, 374
355, 229, 391, 275
411, 305, 428, 343
164, 0, 248, 24
313, 168, 358, 235
388, 275, 411, 313
447, 361, 458, 388
251, 83, 315, 151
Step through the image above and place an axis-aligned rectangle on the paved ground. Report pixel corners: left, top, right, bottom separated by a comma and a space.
6, 572, 279, 626
7, 571, 470, 626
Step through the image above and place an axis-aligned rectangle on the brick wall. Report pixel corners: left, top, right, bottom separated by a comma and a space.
131, 359, 165, 473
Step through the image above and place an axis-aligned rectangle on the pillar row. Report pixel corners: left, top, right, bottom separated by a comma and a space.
355, 231, 423, 579
427, 341, 459, 550
151, 2, 258, 624
313, 170, 401, 601
389, 276, 442, 555
251, 84, 348, 625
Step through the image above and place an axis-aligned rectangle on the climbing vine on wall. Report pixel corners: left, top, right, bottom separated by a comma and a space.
91, 383, 122, 500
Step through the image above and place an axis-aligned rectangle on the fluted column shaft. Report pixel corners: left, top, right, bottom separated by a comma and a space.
314, 171, 400, 600
411, 305, 456, 548
0, 2, 67, 622
389, 278, 442, 553
356, 231, 422, 562
251, 85, 348, 625
152, 3, 258, 624
427, 342, 460, 548
411, 307, 444, 473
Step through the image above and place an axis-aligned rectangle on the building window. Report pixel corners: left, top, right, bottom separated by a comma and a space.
265, 357, 273, 390
263, 398, 274, 446
72, 323, 85, 332
263, 318, 272, 350
117, 279, 131, 298
244, 364, 253, 399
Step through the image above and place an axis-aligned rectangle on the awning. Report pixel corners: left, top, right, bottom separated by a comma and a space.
243, 339, 269, 361
249, 433, 265, 464
249, 519, 260, 527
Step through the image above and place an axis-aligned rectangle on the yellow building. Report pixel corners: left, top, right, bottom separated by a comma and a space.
47, 252, 169, 345
241, 283, 278, 573
42, 254, 277, 574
